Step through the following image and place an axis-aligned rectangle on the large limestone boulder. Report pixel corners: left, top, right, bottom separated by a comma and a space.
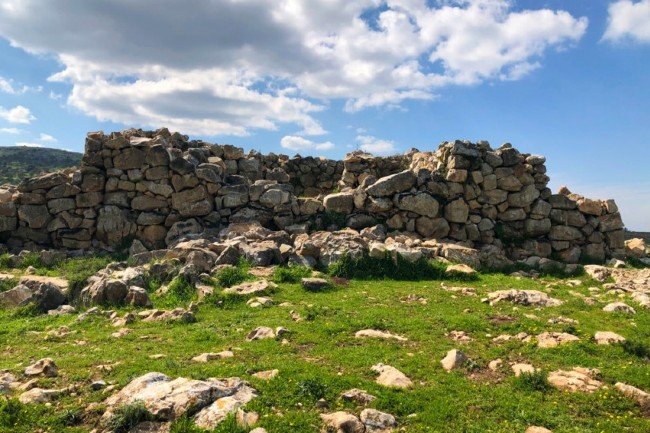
324, 192, 355, 214
366, 171, 416, 197
444, 198, 469, 223
625, 238, 646, 258
101, 372, 256, 429
396, 193, 439, 217
96, 205, 137, 246
0, 281, 65, 312
371, 364, 412, 388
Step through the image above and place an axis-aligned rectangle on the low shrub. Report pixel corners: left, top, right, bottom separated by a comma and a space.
0, 277, 17, 293
170, 414, 205, 433
620, 340, 650, 359
328, 252, 449, 281
165, 275, 196, 304
0, 253, 12, 269
273, 265, 312, 283
106, 402, 151, 433
515, 370, 551, 393
0, 398, 24, 428
214, 260, 251, 288
297, 378, 328, 401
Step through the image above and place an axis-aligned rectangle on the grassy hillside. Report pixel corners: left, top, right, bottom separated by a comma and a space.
0, 256, 648, 432
0, 146, 82, 185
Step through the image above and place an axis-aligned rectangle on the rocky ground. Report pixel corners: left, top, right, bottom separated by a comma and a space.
0, 243, 649, 432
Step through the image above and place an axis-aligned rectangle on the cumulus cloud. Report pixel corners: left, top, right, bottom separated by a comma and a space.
0, 127, 20, 134
356, 134, 398, 155
39, 133, 57, 142
603, 0, 650, 43
0, 105, 35, 124
280, 135, 334, 152
0, 0, 588, 137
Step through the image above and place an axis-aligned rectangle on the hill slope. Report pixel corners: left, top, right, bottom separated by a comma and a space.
0, 146, 82, 185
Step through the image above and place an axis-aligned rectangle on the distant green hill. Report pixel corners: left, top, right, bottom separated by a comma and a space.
0, 146, 82, 185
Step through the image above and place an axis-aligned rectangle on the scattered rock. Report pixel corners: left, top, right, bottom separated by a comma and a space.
192, 351, 234, 363
246, 327, 276, 341
614, 382, 649, 408
485, 290, 563, 307
536, 332, 580, 348
355, 329, 408, 342
321, 411, 365, 433
252, 369, 279, 380
594, 331, 626, 345
300, 277, 330, 291
445, 264, 476, 277
525, 427, 552, 433
441, 349, 468, 372
341, 389, 377, 405
223, 280, 277, 295
511, 363, 536, 377
548, 368, 603, 393
371, 364, 412, 388
360, 408, 397, 432
19, 387, 66, 404
603, 302, 636, 314
24, 358, 57, 377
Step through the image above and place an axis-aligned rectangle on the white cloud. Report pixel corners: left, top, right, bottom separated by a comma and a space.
0, 76, 41, 94
356, 134, 398, 155
39, 133, 57, 142
0, 105, 35, 124
603, 0, 650, 43
15, 142, 43, 147
0, 127, 20, 134
0, 76, 17, 94
0, 0, 587, 137
280, 135, 334, 152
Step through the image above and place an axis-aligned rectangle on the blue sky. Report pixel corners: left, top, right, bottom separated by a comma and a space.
0, 0, 648, 229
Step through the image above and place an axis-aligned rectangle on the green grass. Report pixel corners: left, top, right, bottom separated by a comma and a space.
273, 265, 312, 283
105, 402, 152, 433
0, 259, 648, 432
214, 260, 251, 288
0, 278, 17, 293
328, 252, 457, 281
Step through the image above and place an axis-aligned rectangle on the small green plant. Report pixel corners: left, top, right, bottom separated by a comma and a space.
0, 277, 17, 293
620, 340, 650, 359
0, 398, 24, 427
11, 303, 41, 318
212, 413, 249, 433
297, 378, 328, 401
328, 252, 452, 281
214, 266, 247, 288
273, 265, 312, 283
106, 401, 151, 433
55, 408, 83, 427
170, 414, 205, 433
17, 252, 42, 269
515, 370, 551, 393
163, 275, 196, 305
0, 253, 13, 269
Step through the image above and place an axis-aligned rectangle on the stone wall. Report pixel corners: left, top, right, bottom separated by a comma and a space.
0, 128, 626, 263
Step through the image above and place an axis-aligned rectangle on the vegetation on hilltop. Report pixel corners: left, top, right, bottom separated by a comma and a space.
0, 146, 82, 185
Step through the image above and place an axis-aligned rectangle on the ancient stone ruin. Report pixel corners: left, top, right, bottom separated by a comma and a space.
0, 128, 625, 265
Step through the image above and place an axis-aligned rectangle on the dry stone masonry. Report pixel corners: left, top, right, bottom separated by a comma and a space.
0, 128, 626, 264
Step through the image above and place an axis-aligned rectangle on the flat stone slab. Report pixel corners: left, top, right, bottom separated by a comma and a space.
223, 280, 277, 295
355, 329, 408, 342
485, 290, 563, 307
101, 372, 256, 430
